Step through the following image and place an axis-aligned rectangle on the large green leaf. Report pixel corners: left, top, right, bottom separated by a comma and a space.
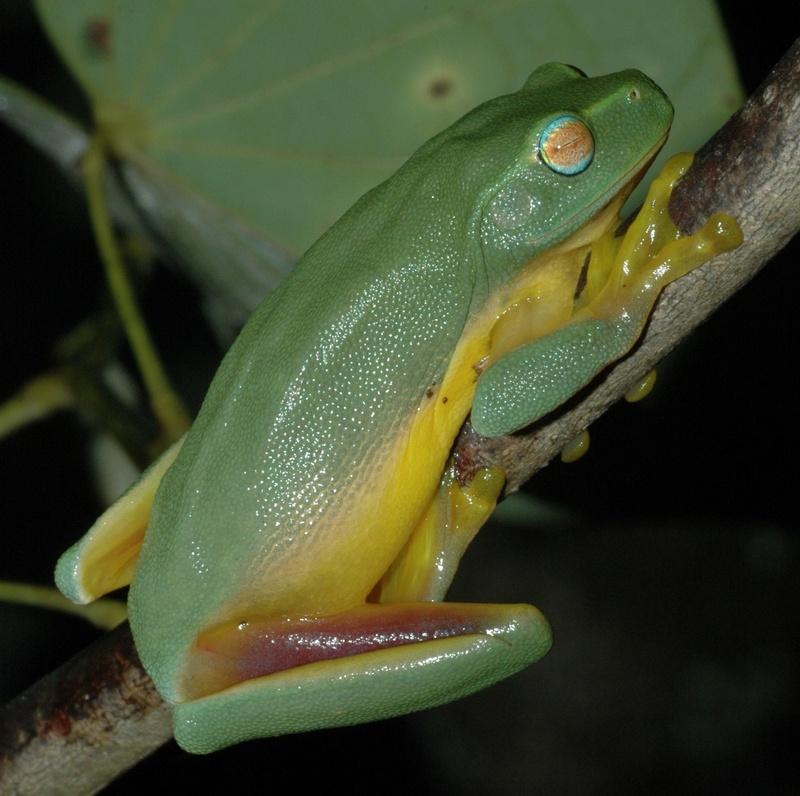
33, 0, 740, 315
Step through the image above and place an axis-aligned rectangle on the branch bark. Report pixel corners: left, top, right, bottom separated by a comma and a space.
0, 624, 171, 796
1, 38, 798, 796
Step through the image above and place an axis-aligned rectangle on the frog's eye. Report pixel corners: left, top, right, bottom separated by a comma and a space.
539, 115, 594, 175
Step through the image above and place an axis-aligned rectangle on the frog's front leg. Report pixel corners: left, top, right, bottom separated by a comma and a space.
472, 154, 743, 438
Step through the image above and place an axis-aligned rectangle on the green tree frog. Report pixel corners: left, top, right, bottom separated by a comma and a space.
55, 64, 741, 754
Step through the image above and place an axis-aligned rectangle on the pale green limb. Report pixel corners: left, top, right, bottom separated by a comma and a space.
81, 139, 191, 443
0, 373, 73, 442
0, 581, 126, 630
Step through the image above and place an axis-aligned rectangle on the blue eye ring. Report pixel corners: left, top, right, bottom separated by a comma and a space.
539, 115, 594, 175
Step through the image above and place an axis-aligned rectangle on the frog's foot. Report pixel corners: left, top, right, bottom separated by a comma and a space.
375, 463, 506, 603
471, 153, 742, 437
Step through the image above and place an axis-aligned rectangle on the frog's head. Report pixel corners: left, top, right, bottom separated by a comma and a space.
474, 63, 673, 277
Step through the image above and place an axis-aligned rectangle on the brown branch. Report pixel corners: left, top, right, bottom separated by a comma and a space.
0, 624, 171, 795
1, 39, 798, 794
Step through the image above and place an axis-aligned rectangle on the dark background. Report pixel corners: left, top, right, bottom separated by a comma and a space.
1, 3, 797, 793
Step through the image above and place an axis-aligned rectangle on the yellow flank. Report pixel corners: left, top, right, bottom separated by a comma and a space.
375, 465, 506, 603
193, 426, 460, 635
367, 200, 632, 605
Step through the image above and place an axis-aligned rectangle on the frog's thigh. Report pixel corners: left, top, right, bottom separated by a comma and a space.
173, 606, 552, 754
